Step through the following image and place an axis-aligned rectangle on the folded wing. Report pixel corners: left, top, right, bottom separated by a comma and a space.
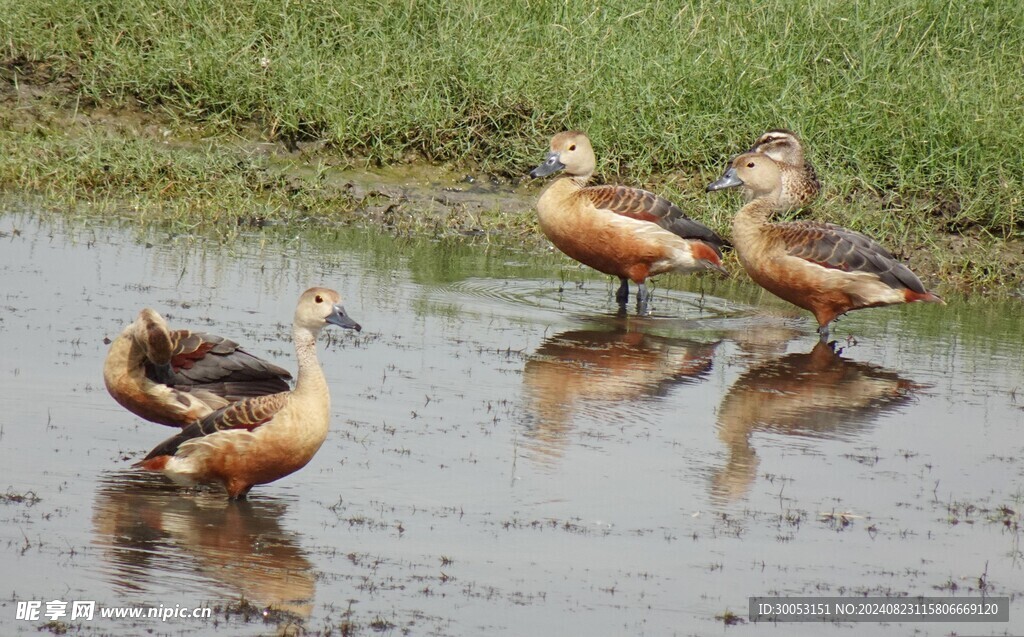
585, 185, 727, 255
138, 392, 289, 463
146, 331, 293, 401
778, 222, 928, 293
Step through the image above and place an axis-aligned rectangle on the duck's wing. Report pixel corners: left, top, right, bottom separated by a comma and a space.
146, 331, 292, 400
137, 392, 288, 462
776, 221, 927, 293
585, 185, 727, 254
818, 222, 894, 259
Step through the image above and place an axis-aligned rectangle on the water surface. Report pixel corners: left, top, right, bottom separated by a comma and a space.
1, 206, 1021, 636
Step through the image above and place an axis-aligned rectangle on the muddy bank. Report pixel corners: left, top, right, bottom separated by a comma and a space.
0, 64, 540, 239
1, 67, 1023, 295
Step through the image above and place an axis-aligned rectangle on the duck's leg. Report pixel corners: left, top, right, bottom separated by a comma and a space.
817, 322, 831, 343
636, 282, 651, 316
226, 478, 253, 501
615, 277, 630, 305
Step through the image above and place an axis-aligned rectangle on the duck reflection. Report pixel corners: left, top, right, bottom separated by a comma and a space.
92, 472, 315, 618
712, 342, 921, 503
726, 322, 805, 357
522, 324, 720, 463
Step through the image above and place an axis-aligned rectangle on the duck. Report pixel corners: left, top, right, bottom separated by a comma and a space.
134, 287, 361, 499
747, 129, 821, 211
104, 308, 293, 427
529, 131, 726, 313
706, 152, 943, 341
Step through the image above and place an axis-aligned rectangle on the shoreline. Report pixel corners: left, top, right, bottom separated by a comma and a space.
1, 75, 1022, 297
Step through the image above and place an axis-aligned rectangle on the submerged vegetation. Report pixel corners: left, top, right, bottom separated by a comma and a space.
1, 0, 1023, 292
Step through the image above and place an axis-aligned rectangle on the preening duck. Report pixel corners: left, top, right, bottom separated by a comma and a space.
134, 287, 361, 499
706, 152, 942, 341
104, 308, 292, 427
530, 131, 726, 313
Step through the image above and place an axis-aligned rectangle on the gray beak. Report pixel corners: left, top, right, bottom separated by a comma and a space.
150, 362, 175, 385
706, 167, 744, 192
529, 151, 565, 178
327, 305, 362, 332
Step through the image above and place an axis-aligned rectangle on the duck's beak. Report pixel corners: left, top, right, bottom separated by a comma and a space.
706, 167, 743, 192
149, 362, 175, 385
529, 151, 565, 178
327, 305, 362, 332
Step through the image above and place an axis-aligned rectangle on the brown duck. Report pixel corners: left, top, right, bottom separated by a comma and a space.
135, 288, 361, 499
530, 131, 726, 313
707, 152, 942, 341
104, 308, 292, 427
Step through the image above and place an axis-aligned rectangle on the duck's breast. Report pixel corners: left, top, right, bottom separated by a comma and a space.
539, 192, 693, 278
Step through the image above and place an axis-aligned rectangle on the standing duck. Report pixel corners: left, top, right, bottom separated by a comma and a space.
530, 131, 726, 313
747, 129, 821, 211
104, 308, 292, 427
706, 153, 942, 341
135, 287, 361, 499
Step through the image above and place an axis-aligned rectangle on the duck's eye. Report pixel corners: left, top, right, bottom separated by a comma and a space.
315, 295, 323, 303
747, 162, 755, 168
568, 144, 576, 151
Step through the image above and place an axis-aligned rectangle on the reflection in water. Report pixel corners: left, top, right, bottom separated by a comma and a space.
726, 322, 805, 357
92, 472, 315, 618
713, 342, 921, 503
522, 324, 719, 463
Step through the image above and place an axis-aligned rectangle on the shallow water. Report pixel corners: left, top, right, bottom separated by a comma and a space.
0, 206, 1022, 636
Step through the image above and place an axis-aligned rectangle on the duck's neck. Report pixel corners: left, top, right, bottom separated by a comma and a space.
292, 325, 328, 400
124, 339, 148, 371
537, 175, 588, 223
550, 174, 588, 194
732, 196, 778, 251
569, 172, 590, 186
103, 334, 137, 380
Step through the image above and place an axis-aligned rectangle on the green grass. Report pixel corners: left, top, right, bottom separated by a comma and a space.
0, 127, 362, 232
1, 0, 1023, 291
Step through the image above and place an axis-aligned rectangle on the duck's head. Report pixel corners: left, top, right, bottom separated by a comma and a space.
748, 129, 806, 166
529, 131, 596, 180
706, 152, 783, 202
130, 308, 174, 365
296, 287, 361, 334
